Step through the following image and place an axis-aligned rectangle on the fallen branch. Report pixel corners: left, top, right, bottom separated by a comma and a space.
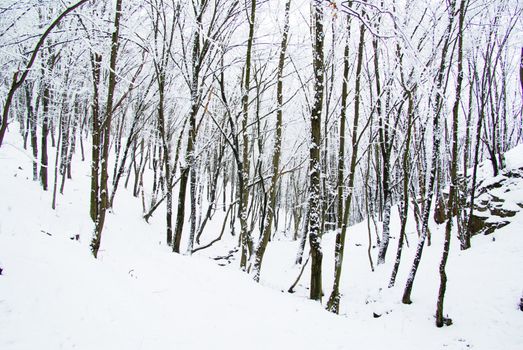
192, 200, 237, 254
287, 253, 310, 293
143, 171, 185, 222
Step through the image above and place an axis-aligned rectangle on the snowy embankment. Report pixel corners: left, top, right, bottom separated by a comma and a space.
1, 132, 522, 350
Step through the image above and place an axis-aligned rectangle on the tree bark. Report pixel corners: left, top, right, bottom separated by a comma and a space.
238, 0, 256, 269
89, 53, 102, 222
326, 10, 365, 313
91, 0, 123, 258
308, 0, 325, 302
436, 0, 467, 328
40, 81, 50, 190
389, 90, 414, 288
173, 6, 202, 253
403, 1, 456, 304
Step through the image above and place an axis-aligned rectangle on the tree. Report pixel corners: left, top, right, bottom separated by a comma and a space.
173, 0, 241, 254
326, 4, 366, 313
402, 0, 458, 305
0, 0, 90, 148
374, 13, 393, 267
148, 0, 180, 247
236, 0, 256, 269
435, 0, 468, 328
250, 0, 292, 282
91, 0, 123, 258
308, 0, 325, 302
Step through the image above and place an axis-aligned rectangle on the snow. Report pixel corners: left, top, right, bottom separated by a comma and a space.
1, 131, 523, 349
504, 144, 523, 170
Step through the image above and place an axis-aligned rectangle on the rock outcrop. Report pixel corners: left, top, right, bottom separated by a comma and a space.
434, 165, 523, 236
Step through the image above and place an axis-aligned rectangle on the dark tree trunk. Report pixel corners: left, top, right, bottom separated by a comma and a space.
90, 53, 102, 222
389, 90, 414, 288
237, 0, 256, 269
326, 9, 364, 314
91, 0, 123, 258
40, 83, 50, 190
403, 3, 456, 304
308, 0, 325, 302
24, 85, 38, 181
436, 0, 466, 328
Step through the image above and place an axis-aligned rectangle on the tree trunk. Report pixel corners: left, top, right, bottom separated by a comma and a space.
157, 76, 174, 248
403, 3, 456, 304
326, 10, 364, 313
374, 33, 392, 266
173, 2, 203, 253
40, 82, 50, 190
24, 85, 38, 181
308, 0, 325, 302
90, 53, 102, 222
389, 90, 414, 288
251, 0, 291, 282
436, 0, 466, 328
91, 0, 123, 258
238, 0, 256, 269
52, 110, 63, 210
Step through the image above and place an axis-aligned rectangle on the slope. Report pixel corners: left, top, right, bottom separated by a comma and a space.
1, 131, 522, 349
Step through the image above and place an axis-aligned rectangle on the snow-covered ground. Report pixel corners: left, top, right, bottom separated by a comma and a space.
1, 131, 522, 349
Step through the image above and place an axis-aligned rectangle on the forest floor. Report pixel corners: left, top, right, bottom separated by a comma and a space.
1, 130, 522, 349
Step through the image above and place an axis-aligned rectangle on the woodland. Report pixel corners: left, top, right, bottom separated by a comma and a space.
0, 0, 522, 333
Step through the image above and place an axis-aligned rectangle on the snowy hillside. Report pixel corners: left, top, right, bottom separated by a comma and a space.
1, 131, 522, 350
1, 0, 522, 348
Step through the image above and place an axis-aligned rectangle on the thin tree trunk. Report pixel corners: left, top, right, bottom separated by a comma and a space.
403, 3, 456, 304
374, 34, 392, 266
58, 99, 71, 195
109, 108, 141, 208
66, 102, 80, 179
40, 82, 50, 190
238, 0, 256, 269
89, 53, 102, 222
52, 110, 63, 210
436, 0, 467, 328
157, 77, 174, 248
326, 9, 364, 313
173, 2, 202, 253
91, 0, 123, 258
251, 0, 291, 282
389, 90, 414, 288
25, 85, 38, 181
295, 203, 309, 265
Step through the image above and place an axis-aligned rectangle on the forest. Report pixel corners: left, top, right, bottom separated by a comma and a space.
1, 0, 522, 343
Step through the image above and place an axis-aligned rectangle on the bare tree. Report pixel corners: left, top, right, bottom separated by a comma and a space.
91, 0, 123, 258
326, 4, 366, 313
403, 0, 458, 305
0, 0, 90, 148
308, 0, 325, 302
250, 0, 292, 282
435, 0, 468, 328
